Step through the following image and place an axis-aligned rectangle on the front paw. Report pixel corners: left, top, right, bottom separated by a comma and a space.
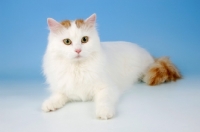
96, 106, 115, 120
42, 94, 67, 112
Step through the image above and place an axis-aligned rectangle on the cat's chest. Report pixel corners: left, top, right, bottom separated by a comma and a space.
64, 64, 99, 101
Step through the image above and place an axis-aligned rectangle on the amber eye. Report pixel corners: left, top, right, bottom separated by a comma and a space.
81, 36, 89, 43
63, 38, 72, 45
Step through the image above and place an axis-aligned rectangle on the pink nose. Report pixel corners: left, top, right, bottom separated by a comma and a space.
75, 49, 82, 54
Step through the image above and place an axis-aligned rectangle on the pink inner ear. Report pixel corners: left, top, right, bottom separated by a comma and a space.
85, 13, 96, 25
47, 18, 62, 31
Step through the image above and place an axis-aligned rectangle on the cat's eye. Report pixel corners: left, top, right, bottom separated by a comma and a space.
81, 36, 89, 43
63, 38, 72, 45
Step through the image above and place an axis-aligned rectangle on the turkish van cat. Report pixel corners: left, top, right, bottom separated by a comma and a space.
42, 14, 181, 119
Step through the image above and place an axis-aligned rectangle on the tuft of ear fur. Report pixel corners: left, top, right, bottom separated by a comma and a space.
47, 18, 63, 32
143, 57, 181, 86
85, 13, 96, 26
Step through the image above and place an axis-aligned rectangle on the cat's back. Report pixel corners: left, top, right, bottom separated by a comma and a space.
100, 41, 154, 88
101, 41, 151, 59
101, 41, 138, 50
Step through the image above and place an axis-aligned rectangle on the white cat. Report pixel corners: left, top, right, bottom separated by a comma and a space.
42, 14, 181, 119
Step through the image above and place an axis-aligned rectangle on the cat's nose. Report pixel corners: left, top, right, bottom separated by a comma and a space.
75, 49, 82, 54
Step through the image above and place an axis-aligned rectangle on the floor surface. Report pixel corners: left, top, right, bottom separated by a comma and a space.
0, 76, 200, 132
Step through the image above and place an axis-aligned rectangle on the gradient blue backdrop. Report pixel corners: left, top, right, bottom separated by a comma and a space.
1, 0, 200, 81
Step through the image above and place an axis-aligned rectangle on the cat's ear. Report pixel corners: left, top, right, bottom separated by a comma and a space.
47, 18, 63, 32
85, 13, 96, 26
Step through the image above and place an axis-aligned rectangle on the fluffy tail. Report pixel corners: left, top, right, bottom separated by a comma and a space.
143, 57, 181, 86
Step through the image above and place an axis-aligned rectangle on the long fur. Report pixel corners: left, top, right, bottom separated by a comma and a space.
42, 14, 181, 119
143, 57, 181, 85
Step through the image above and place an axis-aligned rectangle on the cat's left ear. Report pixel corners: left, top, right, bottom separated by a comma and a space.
47, 18, 63, 32
85, 13, 96, 26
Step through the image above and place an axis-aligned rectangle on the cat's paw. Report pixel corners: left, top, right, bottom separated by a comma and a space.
96, 106, 115, 120
42, 94, 67, 112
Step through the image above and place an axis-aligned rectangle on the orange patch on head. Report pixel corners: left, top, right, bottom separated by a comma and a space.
75, 19, 85, 28
60, 20, 71, 28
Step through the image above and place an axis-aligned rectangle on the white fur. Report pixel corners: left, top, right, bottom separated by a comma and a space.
42, 14, 154, 119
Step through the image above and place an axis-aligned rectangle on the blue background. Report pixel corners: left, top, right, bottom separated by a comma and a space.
1, 0, 200, 81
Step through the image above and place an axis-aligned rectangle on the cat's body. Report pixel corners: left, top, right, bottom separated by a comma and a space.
43, 41, 153, 100
42, 14, 181, 119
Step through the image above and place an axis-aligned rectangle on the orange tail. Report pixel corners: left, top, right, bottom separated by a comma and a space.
143, 57, 181, 86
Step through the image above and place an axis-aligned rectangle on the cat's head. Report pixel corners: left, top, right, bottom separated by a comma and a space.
47, 14, 101, 62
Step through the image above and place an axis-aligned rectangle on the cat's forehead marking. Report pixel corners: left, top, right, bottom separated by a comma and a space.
75, 19, 84, 28
60, 20, 71, 28
60, 19, 85, 29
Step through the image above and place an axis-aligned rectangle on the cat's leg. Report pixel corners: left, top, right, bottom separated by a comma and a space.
95, 87, 119, 120
42, 92, 68, 112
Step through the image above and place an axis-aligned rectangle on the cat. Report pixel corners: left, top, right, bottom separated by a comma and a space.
42, 13, 181, 120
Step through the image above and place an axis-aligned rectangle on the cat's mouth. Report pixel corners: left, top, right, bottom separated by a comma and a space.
73, 54, 86, 61
75, 54, 82, 58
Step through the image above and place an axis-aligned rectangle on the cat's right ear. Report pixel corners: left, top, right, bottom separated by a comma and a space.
47, 18, 63, 32
85, 13, 96, 27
